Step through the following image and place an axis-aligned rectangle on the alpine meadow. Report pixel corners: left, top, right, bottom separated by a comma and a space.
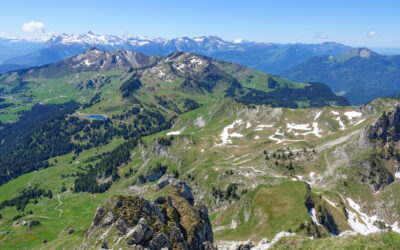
0, 1, 400, 249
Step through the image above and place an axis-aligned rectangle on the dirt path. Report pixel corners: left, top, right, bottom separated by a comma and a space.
55, 193, 64, 219
316, 129, 361, 152
26, 171, 38, 187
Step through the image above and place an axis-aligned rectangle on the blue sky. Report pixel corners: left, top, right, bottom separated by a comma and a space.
1, 0, 399, 47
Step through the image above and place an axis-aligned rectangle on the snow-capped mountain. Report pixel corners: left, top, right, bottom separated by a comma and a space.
0, 32, 351, 74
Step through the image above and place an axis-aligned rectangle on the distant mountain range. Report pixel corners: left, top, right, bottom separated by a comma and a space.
1, 47, 349, 110
0, 32, 351, 74
281, 48, 400, 105
3, 33, 400, 105
0, 36, 44, 64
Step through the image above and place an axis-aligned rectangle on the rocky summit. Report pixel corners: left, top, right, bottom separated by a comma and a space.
80, 179, 214, 250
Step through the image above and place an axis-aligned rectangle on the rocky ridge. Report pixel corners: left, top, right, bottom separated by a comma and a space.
81, 179, 214, 249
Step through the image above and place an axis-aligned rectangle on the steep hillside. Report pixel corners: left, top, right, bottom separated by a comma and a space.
0, 48, 348, 125
0, 48, 348, 196
0, 96, 399, 248
281, 48, 400, 105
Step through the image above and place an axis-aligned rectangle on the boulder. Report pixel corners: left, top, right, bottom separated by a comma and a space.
236, 240, 254, 250
149, 233, 170, 249
102, 211, 117, 227
116, 219, 127, 233
100, 239, 108, 249
65, 226, 75, 234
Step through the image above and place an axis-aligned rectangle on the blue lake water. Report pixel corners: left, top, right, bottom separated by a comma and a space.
85, 115, 106, 120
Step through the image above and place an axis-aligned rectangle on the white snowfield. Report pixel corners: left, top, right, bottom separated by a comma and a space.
213, 108, 362, 146
346, 198, 381, 235
287, 123, 311, 132
167, 127, 185, 135
345, 198, 400, 235
344, 111, 362, 120
215, 119, 244, 146
254, 124, 273, 131
309, 208, 322, 227
287, 122, 322, 138
268, 128, 306, 144
395, 169, 400, 179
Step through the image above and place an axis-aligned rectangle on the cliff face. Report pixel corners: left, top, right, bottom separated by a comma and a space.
81, 180, 213, 250
356, 106, 400, 192
365, 105, 400, 143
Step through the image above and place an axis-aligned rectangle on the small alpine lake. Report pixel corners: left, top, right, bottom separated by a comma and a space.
84, 114, 107, 120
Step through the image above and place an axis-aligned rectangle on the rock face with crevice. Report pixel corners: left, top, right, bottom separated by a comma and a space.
365, 105, 400, 143
80, 180, 214, 249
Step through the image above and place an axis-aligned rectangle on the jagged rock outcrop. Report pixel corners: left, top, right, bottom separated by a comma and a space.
357, 106, 400, 191
81, 180, 213, 249
365, 105, 400, 143
157, 175, 194, 205
131, 164, 168, 185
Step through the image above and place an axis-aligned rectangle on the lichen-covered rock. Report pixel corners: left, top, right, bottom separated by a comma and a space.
80, 181, 214, 249
157, 175, 194, 205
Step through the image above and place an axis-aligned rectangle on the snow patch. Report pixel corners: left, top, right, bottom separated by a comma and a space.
269, 128, 306, 144
335, 117, 346, 130
287, 123, 311, 132
246, 122, 251, 128
344, 111, 362, 120
254, 124, 273, 131
395, 170, 400, 179
194, 116, 205, 127
331, 111, 339, 115
287, 122, 322, 137
254, 136, 260, 139
167, 127, 185, 135
215, 119, 244, 146
346, 198, 381, 235
314, 111, 322, 120
309, 208, 322, 227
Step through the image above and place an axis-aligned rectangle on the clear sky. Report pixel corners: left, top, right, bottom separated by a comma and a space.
0, 0, 399, 47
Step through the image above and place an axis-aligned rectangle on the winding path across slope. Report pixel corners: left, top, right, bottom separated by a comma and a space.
55, 193, 64, 219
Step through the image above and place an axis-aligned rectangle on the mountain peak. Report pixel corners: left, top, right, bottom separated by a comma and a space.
343, 47, 376, 59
